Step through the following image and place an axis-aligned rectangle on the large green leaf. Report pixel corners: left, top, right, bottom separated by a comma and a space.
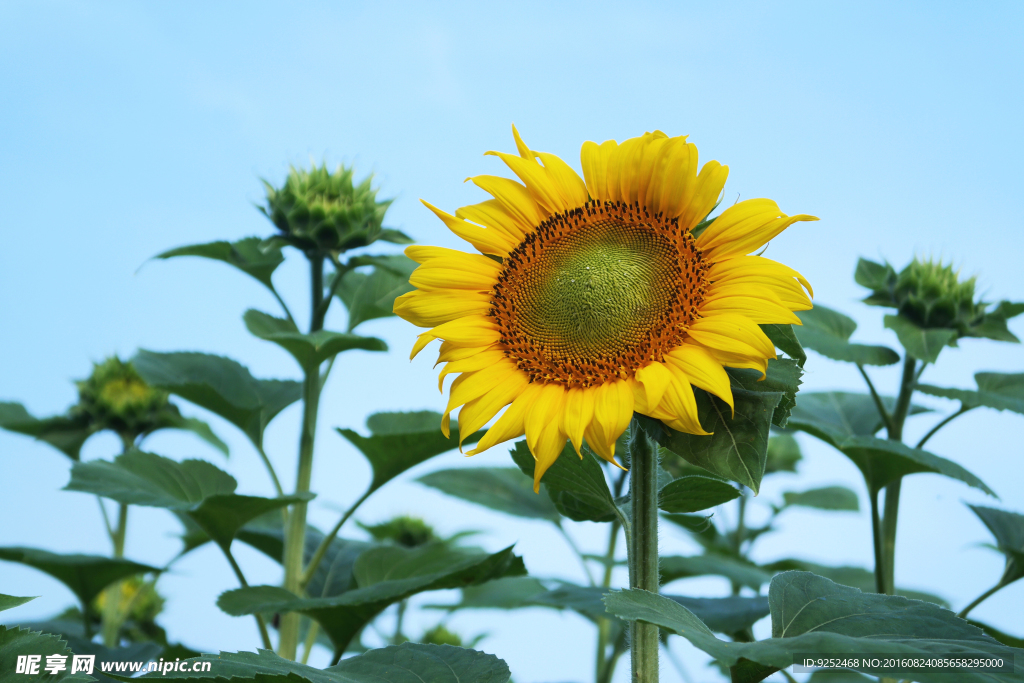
0, 548, 159, 609
120, 643, 509, 683
153, 237, 284, 293
761, 324, 807, 366
418, 467, 560, 522
133, 350, 301, 450
605, 572, 1024, 683
781, 486, 859, 512
787, 391, 929, 443
658, 475, 740, 513
884, 314, 958, 364
0, 625, 89, 682
966, 301, 1024, 343
66, 451, 310, 552
243, 309, 386, 368
218, 544, 524, 653
0, 594, 36, 613
763, 559, 948, 605
918, 372, 1024, 416
969, 504, 1024, 585
336, 257, 416, 332
337, 411, 484, 495
0, 402, 91, 460
660, 555, 772, 590
795, 305, 900, 366
510, 441, 620, 523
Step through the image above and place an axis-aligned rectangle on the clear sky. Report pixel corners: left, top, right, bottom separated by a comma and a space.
1, 2, 1022, 681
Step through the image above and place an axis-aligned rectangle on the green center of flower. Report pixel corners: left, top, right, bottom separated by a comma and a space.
492, 200, 708, 388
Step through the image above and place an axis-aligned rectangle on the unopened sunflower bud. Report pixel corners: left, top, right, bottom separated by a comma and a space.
73, 357, 170, 439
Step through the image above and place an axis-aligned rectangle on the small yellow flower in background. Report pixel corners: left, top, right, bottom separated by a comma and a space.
395, 127, 816, 491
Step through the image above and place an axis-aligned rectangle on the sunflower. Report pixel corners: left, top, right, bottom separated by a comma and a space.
395, 127, 815, 491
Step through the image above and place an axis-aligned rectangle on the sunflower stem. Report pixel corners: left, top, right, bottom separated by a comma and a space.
879, 354, 917, 595
627, 416, 660, 682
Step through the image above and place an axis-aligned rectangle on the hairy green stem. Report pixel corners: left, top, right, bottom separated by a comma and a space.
628, 417, 660, 682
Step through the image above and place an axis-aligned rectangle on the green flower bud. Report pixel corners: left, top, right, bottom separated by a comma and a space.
359, 515, 436, 548
93, 576, 164, 624
420, 624, 462, 647
259, 163, 392, 254
73, 357, 171, 439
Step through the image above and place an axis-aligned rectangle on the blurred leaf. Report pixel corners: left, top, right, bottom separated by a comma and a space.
154, 413, 229, 456
658, 476, 739, 513
0, 548, 159, 609
338, 411, 483, 495
510, 441, 619, 523
968, 621, 1024, 649
243, 309, 387, 368
133, 350, 301, 450
0, 626, 85, 682
966, 301, 1024, 343
808, 671, 874, 683
968, 504, 1024, 585
218, 545, 524, 654
855, 257, 896, 295
884, 314, 958, 364
0, 594, 35, 613
377, 228, 415, 245
0, 402, 91, 460
918, 372, 1024, 416
660, 555, 771, 589
795, 305, 900, 366
153, 237, 284, 293
765, 433, 801, 473
781, 486, 859, 512
761, 324, 807, 366
66, 451, 310, 552
606, 572, 1022, 683
788, 391, 929, 442
418, 468, 560, 522
763, 559, 948, 605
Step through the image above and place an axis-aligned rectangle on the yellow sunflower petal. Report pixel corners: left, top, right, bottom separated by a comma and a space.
420, 200, 517, 256
709, 255, 813, 298
394, 289, 492, 328
441, 360, 520, 435
427, 316, 501, 347
437, 341, 497, 364
678, 161, 729, 231
687, 314, 776, 359
700, 290, 802, 325
581, 139, 618, 201
659, 365, 711, 435
635, 361, 674, 412
656, 140, 699, 219
524, 384, 569, 491
534, 152, 589, 207
636, 133, 672, 209
563, 386, 596, 456
466, 382, 543, 455
409, 265, 496, 292
696, 198, 818, 259
410, 332, 438, 359
456, 199, 528, 241
457, 372, 530, 448
437, 348, 508, 392
665, 344, 734, 411
587, 379, 633, 462
467, 175, 543, 231
485, 150, 569, 216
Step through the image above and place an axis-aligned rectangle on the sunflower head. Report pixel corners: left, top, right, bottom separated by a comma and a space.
359, 515, 437, 548
73, 357, 171, 439
420, 624, 463, 647
260, 163, 391, 254
396, 127, 815, 491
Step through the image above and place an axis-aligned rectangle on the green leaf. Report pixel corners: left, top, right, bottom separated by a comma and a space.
0, 625, 86, 682
660, 555, 772, 590
605, 572, 1023, 683
510, 441, 619, 523
854, 257, 896, 294
918, 372, 1024, 416
66, 451, 310, 552
795, 305, 901, 366
218, 545, 524, 653
378, 228, 415, 245
969, 504, 1024, 585
658, 476, 739, 513
156, 414, 229, 456
0, 402, 91, 460
968, 621, 1024, 649
763, 559, 948, 605
884, 314, 958, 364
0, 594, 36, 613
418, 468, 560, 522
966, 300, 1024, 343
761, 324, 807, 366
243, 309, 387, 367
153, 237, 284, 293
133, 350, 302, 450
336, 255, 416, 331
787, 391, 928, 443
765, 434, 801, 474
781, 486, 859, 512
0, 548, 159, 609
732, 358, 804, 429
338, 411, 484, 495
808, 671, 875, 683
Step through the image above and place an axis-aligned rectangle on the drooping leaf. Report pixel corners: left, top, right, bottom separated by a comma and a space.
763, 559, 948, 605
218, 545, 524, 654
761, 324, 807, 366
965, 300, 1024, 343
65, 451, 310, 552
658, 476, 739, 513
968, 504, 1024, 585
0, 402, 92, 460
132, 350, 301, 450
917, 372, 1024, 416
0, 594, 36, 613
153, 237, 284, 293
0, 548, 159, 609
418, 468, 560, 522
884, 314, 958, 364
660, 555, 772, 590
338, 411, 484, 495
510, 441, 620, 523
795, 305, 900, 366
781, 486, 859, 512
243, 309, 387, 368
787, 391, 929, 443
605, 572, 1023, 683
0, 625, 86, 682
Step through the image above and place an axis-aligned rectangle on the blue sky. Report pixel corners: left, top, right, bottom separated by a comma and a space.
1, 2, 1022, 681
